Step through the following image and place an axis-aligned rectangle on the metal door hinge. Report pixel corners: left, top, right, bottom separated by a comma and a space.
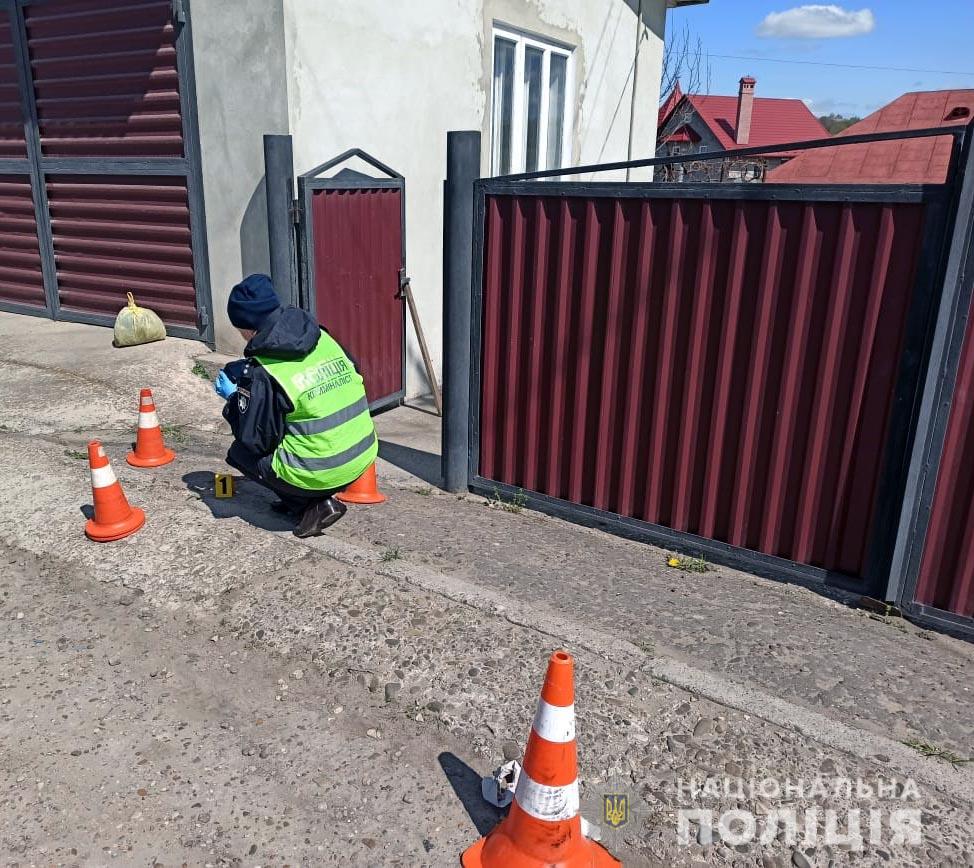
397, 267, 410, 299
290, 199, 302, 226
198, 307, 209, 331
172, 0, 187, 25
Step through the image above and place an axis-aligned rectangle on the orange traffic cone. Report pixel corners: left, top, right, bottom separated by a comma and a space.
127, 388, 176, 467
337, 461, 386, 504
85, 440, 146, 542
462, 650, 621, 868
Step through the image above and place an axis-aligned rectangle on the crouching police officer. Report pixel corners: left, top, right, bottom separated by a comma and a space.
214, 274, 377, 537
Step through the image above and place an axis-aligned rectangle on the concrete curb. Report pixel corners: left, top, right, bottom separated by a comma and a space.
301, 534, 974, 805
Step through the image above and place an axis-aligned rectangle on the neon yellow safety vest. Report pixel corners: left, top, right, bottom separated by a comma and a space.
254, 332, 377, 491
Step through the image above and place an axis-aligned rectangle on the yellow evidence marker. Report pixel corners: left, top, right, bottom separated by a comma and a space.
214, 473, 235, 498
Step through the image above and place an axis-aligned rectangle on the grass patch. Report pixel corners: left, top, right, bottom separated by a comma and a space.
380, 547, 403, 562
666, 555, 711, 573
63, 448, 87, 460
489, 487, 526, 514
191, 361, 211, 380
634, 638, 656, 656
902, 738, 971, 766
161, 423, 188, 444
858, 596, 902, 618
414, 486, 433, 497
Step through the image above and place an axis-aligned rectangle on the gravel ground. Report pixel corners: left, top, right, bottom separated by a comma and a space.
330, 484, 974, 757
0, 544, 487, 866
0, 443, 972, 866
0, 313, 972, 866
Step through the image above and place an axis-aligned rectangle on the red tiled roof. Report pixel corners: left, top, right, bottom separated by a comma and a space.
673, 94, 827, 154
663, 124, 701, 144
658, 81, 683, 129
768, 90, 974, 184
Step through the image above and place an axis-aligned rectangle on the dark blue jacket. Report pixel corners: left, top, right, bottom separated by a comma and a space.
222, 306, 329, 457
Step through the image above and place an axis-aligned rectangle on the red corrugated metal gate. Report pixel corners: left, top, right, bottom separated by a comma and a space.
0, 0, 210, 339
890, 123, 974, 632
297, 153, 406, 412
475, 191, 942, 586
916, 320, 974, 620
468, 167, 958, 595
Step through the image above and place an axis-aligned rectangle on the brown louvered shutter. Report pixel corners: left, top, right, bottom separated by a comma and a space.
7, 0, 203, 332
0, 14, 25, 158
47, 175, 197, 325
0, 173, 46, 309
0, 15, 46, 310
26, 0, 184, 158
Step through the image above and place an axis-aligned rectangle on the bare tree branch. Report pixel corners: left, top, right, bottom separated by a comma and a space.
659, 23, 708, 105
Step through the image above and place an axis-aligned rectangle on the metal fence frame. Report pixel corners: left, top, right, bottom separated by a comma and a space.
887, 123, 974, 640
0, 0, 213, 342
459, 123, 973, 609
296, 148, 407, 414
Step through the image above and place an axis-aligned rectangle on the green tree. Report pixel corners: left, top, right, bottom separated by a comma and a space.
818, 113, 862, 134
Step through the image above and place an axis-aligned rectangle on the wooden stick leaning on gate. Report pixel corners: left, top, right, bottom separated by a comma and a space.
400, 270, 443, 416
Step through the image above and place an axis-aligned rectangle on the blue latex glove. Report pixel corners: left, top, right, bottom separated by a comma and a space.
214, 370, 237, 399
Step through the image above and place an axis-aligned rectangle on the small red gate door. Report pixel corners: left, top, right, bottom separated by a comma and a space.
299, 152, 406, 412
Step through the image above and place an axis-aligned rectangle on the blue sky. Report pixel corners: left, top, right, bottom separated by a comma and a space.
666, 2, 974, 117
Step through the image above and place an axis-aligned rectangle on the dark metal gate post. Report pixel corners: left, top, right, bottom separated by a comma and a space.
264, 134, 298, 307
442, 131, 481, 492
886, 122, 974, 622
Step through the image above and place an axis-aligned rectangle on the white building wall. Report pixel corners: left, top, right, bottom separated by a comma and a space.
196, 0, 667, 386
282, 0, 484, 395
189, 0, 290, 354
283, 0, 666, 398
482, 0, 665, 176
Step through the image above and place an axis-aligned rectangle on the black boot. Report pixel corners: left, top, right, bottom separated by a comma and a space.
293, 496, 347, 538
270, 499, 302, 517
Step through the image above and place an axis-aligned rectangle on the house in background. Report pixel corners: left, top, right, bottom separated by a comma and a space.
769, 89, 974, 184
0, 0, 709, 402
656, 76, 828, 180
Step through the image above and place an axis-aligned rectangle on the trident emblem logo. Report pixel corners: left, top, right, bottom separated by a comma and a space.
602, 793, 630, 829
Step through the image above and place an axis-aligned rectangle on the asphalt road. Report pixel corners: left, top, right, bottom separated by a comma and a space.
0, 543, 492, 866
0, 313, 972, 867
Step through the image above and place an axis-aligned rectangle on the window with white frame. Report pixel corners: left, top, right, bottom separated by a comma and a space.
491, 26, 573, 175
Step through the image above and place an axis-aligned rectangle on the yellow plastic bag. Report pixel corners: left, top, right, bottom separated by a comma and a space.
113, 292, 166, 348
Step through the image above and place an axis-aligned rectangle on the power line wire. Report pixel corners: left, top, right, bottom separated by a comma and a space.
707, 53, 974, 77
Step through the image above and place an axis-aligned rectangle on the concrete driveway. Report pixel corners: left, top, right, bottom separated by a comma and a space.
0, 312, 971, 867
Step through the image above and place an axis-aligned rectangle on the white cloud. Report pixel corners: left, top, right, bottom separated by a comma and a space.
757, 5, 875, 39
802, 96, 876, 117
